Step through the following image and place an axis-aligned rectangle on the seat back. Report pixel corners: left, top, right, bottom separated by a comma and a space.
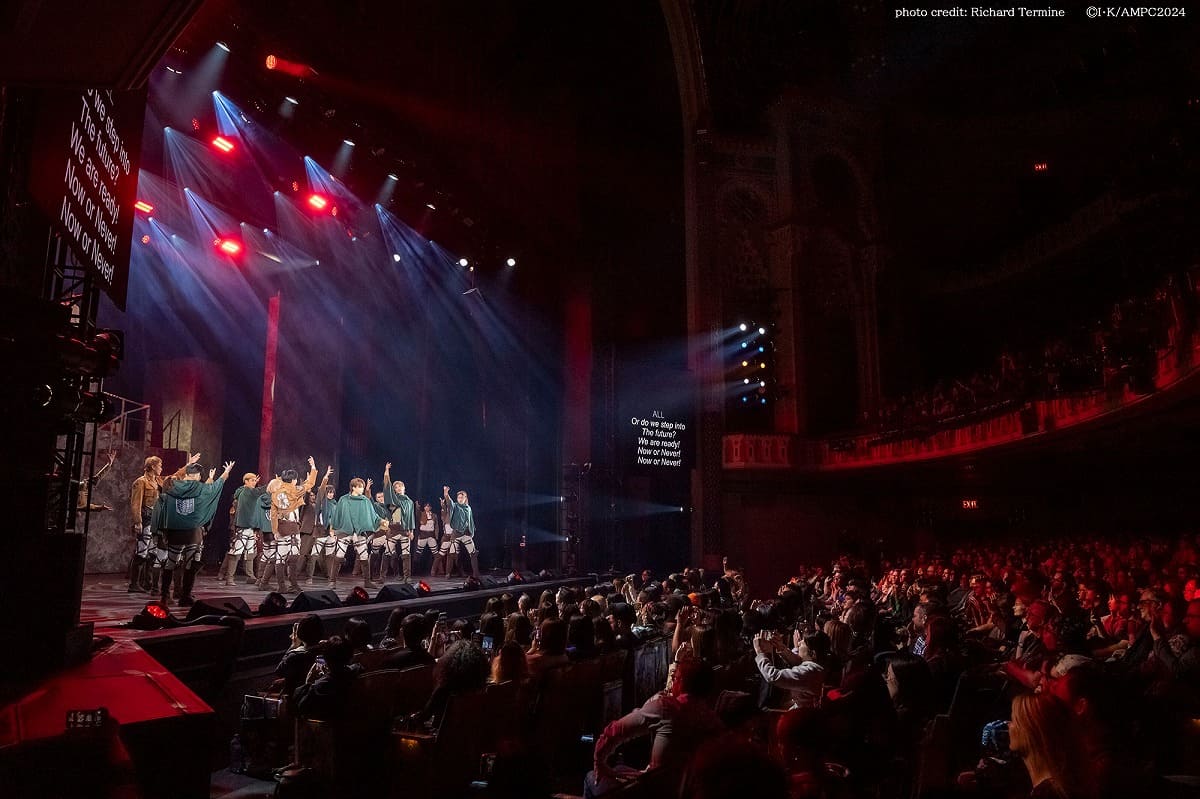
348, 669, 402, 735
392, 664, 436, 717
481, 680, 521, 752
353, 647, 399, 673
632, 638, 671, 707
294, 718, 339, 783
432, 691, 489, 786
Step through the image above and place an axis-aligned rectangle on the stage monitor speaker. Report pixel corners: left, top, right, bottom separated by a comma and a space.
290, 590, 342, 612
521, 571, 538, 583
480, 576, 501, 588
185, 596, 252, 621
376, 583, 419, 602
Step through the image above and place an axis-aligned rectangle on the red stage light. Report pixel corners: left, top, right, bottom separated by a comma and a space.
144, 602, 168, 619
212, 135, 235, 153
307, 193, 329, 211
418, 581, 431, 593
265, 54, 278, 70
214, 238, 243, 256
291, 181, 299, 192
134, 200, 154, 214
140, 235, 150, 245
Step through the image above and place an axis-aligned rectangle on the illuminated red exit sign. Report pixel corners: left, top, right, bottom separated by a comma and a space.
961, 499, 979, 510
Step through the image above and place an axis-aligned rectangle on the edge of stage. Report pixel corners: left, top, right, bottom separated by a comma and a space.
80, 571, 595, 685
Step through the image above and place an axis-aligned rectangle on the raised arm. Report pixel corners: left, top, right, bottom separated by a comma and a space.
92, 451, 116, 485
383, 463, 400, 505
301, 456, 318, 491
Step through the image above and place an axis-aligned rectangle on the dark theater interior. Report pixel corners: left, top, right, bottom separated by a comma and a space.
1, 1, 1199, 797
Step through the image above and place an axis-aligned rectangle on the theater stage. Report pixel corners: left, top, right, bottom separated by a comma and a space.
79, 570, 594, 686
80, 570, 509, 634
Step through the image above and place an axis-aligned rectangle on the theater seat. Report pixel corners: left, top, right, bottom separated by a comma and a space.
390, 690, 488, 799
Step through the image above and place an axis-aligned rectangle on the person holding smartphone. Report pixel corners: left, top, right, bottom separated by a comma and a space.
293, 636, 358, 721
273, 614, 324, 699
753, 629, 828, 710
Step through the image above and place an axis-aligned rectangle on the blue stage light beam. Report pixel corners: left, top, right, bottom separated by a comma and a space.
331, 139, 354, 177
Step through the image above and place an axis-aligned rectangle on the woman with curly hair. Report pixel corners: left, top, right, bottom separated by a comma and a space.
413, 639, 489, 729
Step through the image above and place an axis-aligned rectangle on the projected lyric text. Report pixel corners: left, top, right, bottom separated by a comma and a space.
632, 412, 686, 468
29, 87, 145, 309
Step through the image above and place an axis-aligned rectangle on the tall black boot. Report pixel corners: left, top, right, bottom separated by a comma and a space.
160, 566, 174, 606
127, 556, 148, 592
470, 552, 481, 580
402, 554, 412, 583
178, 564, 198, 606
172, 566, 184, 599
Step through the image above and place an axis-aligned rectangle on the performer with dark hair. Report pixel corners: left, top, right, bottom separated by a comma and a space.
368, 486, 388, 581
218, 472, 267, 586
293, 465, 333, 589
326, 477, 386, 590
383, 462, 416, 583
308, 480, 338, 585
155, 459, 233, 606
443, 485, 480, 580
127, 452, 197, 593
433, 493, 457, 577
262, 457, 318, 594
415, 501, 438, 576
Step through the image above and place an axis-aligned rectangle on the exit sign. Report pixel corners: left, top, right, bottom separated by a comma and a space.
962, 499, 979, 510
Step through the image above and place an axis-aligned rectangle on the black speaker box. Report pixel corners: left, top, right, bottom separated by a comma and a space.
184, 596, 252, 621
480, 575, 501, 588
376, 583, 419, 602
290, 589, 342, 612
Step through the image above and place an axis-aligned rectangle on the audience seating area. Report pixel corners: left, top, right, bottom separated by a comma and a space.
241, 530, 1200, 799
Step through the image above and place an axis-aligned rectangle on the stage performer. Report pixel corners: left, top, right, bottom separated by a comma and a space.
382, 463, 417, 582
326, 477, 386, 589
307, 481, 338, 585
293, 465, 333, 589
349, 480, 382, 578
367, 486, 389, 580
443, 485, 481, 580
432, 494, 457, 577
262, 457, 318, 594
415, 501, 438, 577
218, 472, 267, 586
126, 453, 197, 593
155, 459, 234, 606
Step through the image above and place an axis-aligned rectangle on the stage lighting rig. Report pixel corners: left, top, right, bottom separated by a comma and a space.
56, 329, 123, 378
727, 319, 777, 426
214, 237, 243, 257
36, 384, 108, 424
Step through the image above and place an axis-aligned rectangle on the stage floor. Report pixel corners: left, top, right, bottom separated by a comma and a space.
80, 570, 489, 633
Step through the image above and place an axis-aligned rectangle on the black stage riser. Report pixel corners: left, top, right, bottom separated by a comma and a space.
137, 577, 593, 685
